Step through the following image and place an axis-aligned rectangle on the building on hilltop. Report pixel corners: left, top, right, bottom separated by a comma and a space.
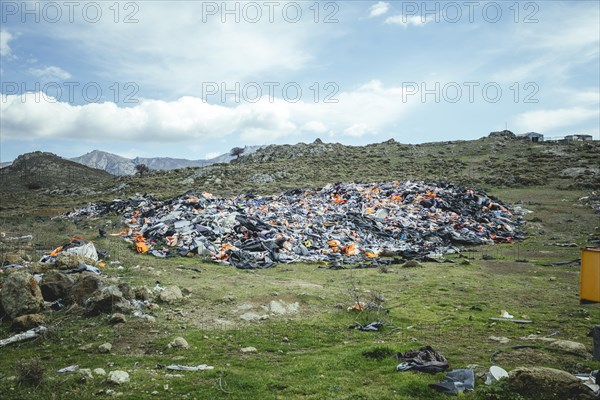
564, 134, 593, 141
518, 132, 544, 142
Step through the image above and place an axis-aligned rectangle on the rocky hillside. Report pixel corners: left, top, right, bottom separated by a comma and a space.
0, 151, 114, 193
71, 150, 136, 176
0, 134, 598, 214
70, 146, 265, 176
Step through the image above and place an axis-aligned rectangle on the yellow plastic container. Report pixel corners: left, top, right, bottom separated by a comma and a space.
581, 247, 600, 303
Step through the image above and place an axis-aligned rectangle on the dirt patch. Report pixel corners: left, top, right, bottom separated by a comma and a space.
235, 298, 301, 322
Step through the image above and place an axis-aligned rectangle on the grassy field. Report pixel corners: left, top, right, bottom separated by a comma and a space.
1, 182, 599, 399
1, 138, 599, 398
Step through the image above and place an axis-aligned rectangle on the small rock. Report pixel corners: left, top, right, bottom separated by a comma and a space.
241, 346, 257, 353
488, 335, 511, 344
94, 368, 106, 376
222, 294, 235, 303
11, 313, 45, 332
110, 313, 127, 324
118, 283, 135, 300
79, 343, 94, 351
240, 312, 267, 322
169, 337, 189, 349
79, 368, 94, 381
106, 389, 116, 396
550, 339, 587, 355
107, 370, 129, 385
181, 287, 192, 295
5, 253, 25, 264
134, 286, 154, 302
159, 286, 183, 304
549, 276, 557, 281
98, 343, 113, 353
142, 315, 156, 323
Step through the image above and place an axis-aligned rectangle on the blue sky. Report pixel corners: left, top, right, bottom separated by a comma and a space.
1, 0, 599, 161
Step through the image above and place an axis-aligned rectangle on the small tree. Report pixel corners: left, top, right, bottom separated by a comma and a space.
135, 163, 149, 177
230, 147, 245, 159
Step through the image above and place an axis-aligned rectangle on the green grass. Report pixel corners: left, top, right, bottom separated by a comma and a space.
1, 138, 599, 399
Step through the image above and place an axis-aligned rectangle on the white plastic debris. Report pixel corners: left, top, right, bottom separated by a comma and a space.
57, 365, 80, 373
485, 366, 508, 385
165, 365, 214, 371
0, 326, 48, 347
63, 242, 98, 262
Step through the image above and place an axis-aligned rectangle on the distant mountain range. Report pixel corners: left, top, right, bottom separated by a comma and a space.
1, 146, 264, 176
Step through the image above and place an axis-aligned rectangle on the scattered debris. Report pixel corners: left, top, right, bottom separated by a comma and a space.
489, 317, 532, 324
165, 365, 214, 371
429, 368, 475, 394
0, 326, 47, 347
395, 346, 449, 373
485, 366, 508, 385
65, 181, 525, 268
352, 321, 383, 331
57, 365, 79, 373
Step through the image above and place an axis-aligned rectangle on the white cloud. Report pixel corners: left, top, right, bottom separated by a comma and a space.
489, 8, 599, 84
28, 66, 72, 81
369, 2, 389, 18
204, 152, 221, 159
37, 3, 336, 98
0, 30, 13, 56
0, 80, 418, 143
344, 123, 370, 137
302, 121, 327, 134
385, 14, 431, 27
515, 107, 599, 133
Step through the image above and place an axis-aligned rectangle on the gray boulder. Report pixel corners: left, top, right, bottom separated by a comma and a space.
71, 273, 103, 305
509, 367, 597, 400
107, 370, 129, 385
85, 286, 133, 316
55, 252, 90, 269
1, 271, 45, 319
158, 286, 183, 304
40, 271, 75, 301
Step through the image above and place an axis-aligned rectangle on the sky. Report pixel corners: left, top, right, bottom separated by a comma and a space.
0, 0, 599, 162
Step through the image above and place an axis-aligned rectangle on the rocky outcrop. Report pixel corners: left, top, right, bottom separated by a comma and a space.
1, 271, 45, 319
